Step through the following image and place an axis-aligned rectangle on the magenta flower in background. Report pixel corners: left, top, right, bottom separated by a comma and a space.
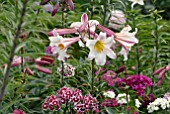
102, 70, 117, 86
117, 75, 153, 96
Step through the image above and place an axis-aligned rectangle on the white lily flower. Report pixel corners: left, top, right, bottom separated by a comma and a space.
115, 25, 138, 61
128, 0, 144, 8
86, 32, 116, 66
49, 33, 80, 62
71, 13, 99, 47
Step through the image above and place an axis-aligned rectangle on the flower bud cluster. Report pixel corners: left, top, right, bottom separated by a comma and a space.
57, 63, 75, 77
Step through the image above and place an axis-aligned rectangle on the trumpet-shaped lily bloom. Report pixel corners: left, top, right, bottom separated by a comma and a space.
49, 33, 80, 62
86, 32, 116, 65
71, 13, 99, 47
115, 25, 138, 61
128, 0, 144, 8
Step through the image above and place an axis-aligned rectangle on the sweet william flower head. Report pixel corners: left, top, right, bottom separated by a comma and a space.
103, 90, 116, 98
86, 32, 116, 65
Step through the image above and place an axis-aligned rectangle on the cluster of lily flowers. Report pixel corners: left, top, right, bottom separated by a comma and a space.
147, 92, 170, 113
42, 87, 99, 113
46, 12, 138, 66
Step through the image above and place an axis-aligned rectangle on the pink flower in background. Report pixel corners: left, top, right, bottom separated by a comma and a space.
108, 10, 126, 30
115, 25, 138, 61
12, 109, 25, 114
102, 70, 117, 86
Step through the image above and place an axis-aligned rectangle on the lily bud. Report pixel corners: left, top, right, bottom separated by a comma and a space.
48, 28, 77, 36
25, 68, 34, 75
153, 66, 165, 75
52, 1, 60, 16
116, 65, 126, 73
40, 0, 50, 5
36, 65, 52, 74
97, 24, 116, 37
158, 69, 166, 79
68, 0, 74, 10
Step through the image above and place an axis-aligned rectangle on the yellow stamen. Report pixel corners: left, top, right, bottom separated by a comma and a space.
94, 40, 104, 53
58, 43, 64, 50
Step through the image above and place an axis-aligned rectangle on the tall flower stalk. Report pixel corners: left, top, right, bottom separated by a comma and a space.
0, 0, 28, 103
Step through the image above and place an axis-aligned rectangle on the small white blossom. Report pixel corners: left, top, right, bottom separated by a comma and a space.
103, 91, 116, 98
147, 97, 170, 113
116, 93, 130, 104
135, 99, 141, 108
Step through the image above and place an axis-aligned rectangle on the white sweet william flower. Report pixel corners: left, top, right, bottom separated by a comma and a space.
86, 32, 116, 66
115, 25, 138, 61
49, 32, 80, 62
116, 93, 130, 104
128, 0, 144, 8
135, 99, 141, 108
103, 91, 116, 98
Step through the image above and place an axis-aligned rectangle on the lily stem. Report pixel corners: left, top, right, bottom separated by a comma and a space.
0, 0, 28, 103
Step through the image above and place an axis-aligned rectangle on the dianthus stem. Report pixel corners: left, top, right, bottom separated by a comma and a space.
91, 59, 95, 96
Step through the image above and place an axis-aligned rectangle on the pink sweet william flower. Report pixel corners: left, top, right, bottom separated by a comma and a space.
115, 25, 138, 61
49, 32, 80, 62
12, 109, 25, 114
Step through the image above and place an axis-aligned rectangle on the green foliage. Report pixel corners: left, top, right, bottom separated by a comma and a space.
0, 0, 170, 114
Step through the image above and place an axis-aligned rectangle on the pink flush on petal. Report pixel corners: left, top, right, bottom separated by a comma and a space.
48, 28, 77, 36
97, 24, 116, 37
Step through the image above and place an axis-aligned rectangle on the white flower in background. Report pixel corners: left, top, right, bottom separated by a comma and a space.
128, 0, 144, 8
115, 25, 138, 61
71, 13, 99, 47
147, 97, 170, 113
135, 99, 141, 108
116, 93, 130, 104
103, 91, 116, 98
108, 10, 126, 30
86, 32, 116, 65
49, 32, 80, 62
